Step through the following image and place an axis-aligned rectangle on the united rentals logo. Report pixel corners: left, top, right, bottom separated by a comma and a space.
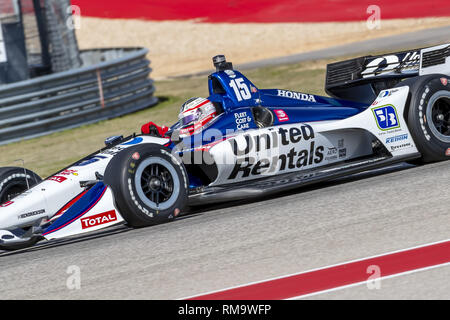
227, 124, 324, 179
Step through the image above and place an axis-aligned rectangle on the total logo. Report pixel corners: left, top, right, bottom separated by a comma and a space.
81, 210, 117, 229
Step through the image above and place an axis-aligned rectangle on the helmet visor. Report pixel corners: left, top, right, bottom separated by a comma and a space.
180, 113, 198, 126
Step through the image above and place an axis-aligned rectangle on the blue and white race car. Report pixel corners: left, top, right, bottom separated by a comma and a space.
1, 43, 449, 250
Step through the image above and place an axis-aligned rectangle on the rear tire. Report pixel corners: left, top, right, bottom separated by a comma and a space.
397, 74, 450, 163
104, 144, 188, 227
0, 167, 42, 205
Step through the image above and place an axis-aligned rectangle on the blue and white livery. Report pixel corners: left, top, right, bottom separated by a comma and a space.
0, 43, 449, 250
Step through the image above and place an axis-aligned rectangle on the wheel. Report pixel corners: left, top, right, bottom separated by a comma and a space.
0, 167, 42, 205
397, 74, 450, 163
103, 144, 189, 227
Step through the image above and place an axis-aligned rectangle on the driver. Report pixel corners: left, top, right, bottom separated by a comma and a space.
141, 97, 219, 138
177, 97, 218, 136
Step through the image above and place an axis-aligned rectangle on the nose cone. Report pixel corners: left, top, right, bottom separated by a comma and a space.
0, 189, 47, 230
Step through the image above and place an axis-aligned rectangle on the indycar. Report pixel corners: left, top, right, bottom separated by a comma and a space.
0, 43, 450, 250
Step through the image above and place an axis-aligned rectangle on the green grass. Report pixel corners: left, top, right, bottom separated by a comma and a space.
0, 60, 329, 178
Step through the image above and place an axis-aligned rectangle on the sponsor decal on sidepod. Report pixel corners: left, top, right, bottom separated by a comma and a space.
49, 176, 67, 183
274, 109, 289, 122
386, 134, 408, 144
227, 124, 324, 179
372, 105, 400, 131
80, 210, 117, 229
277, 90, 316, 102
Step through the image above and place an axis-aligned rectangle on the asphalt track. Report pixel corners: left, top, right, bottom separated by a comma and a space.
0, 159, 449, 299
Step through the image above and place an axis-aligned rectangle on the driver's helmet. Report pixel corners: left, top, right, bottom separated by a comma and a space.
178, 97, 217, 132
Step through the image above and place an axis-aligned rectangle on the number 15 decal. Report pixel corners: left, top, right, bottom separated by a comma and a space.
229, 78, 252, 102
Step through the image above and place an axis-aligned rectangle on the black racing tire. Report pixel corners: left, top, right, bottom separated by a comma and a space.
104, 144, 189, 227
396, 74, 450, 163
0, 167, 42, 205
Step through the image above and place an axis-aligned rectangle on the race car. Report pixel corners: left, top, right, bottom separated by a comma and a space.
0, 43, 449, 250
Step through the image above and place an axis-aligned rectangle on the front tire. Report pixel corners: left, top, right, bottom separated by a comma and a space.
104, 144, 189, 227
0, 167, 42, 205
399, 74, 450, 163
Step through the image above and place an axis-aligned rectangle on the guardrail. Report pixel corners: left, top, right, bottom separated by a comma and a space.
0, 47, 157, 145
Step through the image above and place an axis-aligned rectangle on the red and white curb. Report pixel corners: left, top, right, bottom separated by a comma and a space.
184, 239, 450, 300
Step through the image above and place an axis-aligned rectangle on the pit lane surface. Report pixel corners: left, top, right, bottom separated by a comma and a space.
1, 160, 449, 299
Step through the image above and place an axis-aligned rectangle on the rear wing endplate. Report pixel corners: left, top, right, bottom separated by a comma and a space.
325, 43, 450, 103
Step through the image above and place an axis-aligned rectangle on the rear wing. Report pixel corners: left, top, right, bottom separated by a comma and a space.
325, 43, 450, 104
